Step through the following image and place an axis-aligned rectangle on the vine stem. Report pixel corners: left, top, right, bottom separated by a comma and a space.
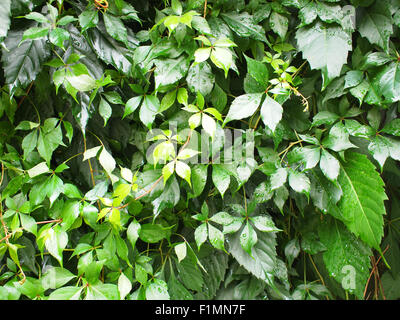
308, 253, 329, 300
363, 244, 389, 299
16, 81, 34, 109
0, 163, 10, 244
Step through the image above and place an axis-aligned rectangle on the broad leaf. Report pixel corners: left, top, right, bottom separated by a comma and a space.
296, 21, 351, 89
337, 152, 387, 250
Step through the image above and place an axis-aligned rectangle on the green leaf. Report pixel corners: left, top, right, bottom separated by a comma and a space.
270, 167, 288, 191
344, 70, 364, 89
202, 113, 217, 139
22, 130, 38, 156
210, 47, 233, 78
240, 221, 258, 257
140, 95, 160, 128
0, 0, 11, 38
79, 9, 99, 32
174, 242, 187, 262
159, 89, 177, 112
358, 3, 393, 52
48, 286, 82, 300
376, 62, 400, 103
260, 95, 283, 132
44, 225, 68, 266
175, 160, 191, 186
296, 21, 352, 89
49, 28, 69, 48
195, 223, 208, 250
251, 215, 281, 233
224, 93, 263, 125
66, 74, 96, 92
288, 170, 310, 196
221, 12, 268, 43
212, 165, 230, 197
22, 27, 49, 42
123, 96, 143, 119
41, 267, 76, 290
2, 30, 50, 95
139, 224, 167, 243
146, 279, 170, 300
154, 55, 190, 89
208, 224, 225, 251
104, 13, 127, 44
27, 161, 49, 178
269, 11, 288, 39
312, 111, 340, 127
320, 149, 340, 181
319, 218, 371, 299
194, 47, 211, 63
244, 55, 269, 87
337, 152, 388, 250
186, 62, 215, 97
127, 219, 141, 249
118, 272, 132, 300
87, 25, 132, 74
382, 119, 400, 136
322, 122, 357, 152
99, 147, 116, 175
228, 228, 279, 283
189, 164, 208, 198
99, 98, 112, 126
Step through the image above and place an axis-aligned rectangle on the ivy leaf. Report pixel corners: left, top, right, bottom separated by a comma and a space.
228, 228, 278, 283
118, 272, 132, 300
319, 218, 371, 299
79, 10, 99, 32
320, 149, 340, 181
146, 279, 170, 300
288, 170, 310, 196
186, 62, 215, 97
87, 24, 133, 74
337, 152, 388, 250
123, 96, 143, 119
210, 47, 233, 78
0, 0, 11, 38
322, 122, 357, 152
221, 12, 269, 43
44, 225, 68, 267
154, 55, 190, 89
175, 160, 191, 186
270, 167, 288, 191
48, 286, 82, 300
99, 147, 116, 175
99, 98, 112, 126
27, 162, 49, 178
195, 223, 208, 250
49, 28, 70, 48
244, 54, 269, 87
103, 13, 128, 44
240, 221, 258, 257
358, 3, 393, 52
140, 95, 160, 129
376, 62, 400, 103
127, 219, 141, 249
2, 30, 50, 96
296, 21, 352, 89
260, 95, 283, 133
208, 224, 225, 251
212, 165, 230, 198
224, 93, 263, 125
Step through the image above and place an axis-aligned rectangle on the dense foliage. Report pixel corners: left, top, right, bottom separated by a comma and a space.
0, 0, 400, 300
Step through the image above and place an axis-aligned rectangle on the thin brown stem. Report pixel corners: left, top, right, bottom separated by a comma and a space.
363, 245, 390, 299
